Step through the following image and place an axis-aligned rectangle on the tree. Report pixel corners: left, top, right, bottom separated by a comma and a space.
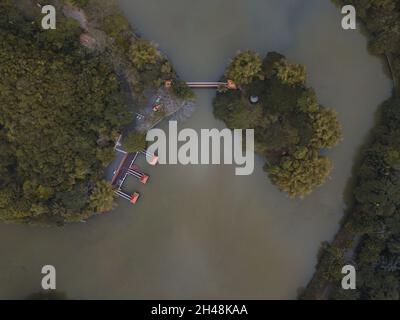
89, 181, 115, 213
261, 122, 300, 151
171, 80, 195, 100
297, 88, 319, 113
318, 242, 345, 281
265, 148, 333, 198
96, 147, 116, 167
213, 93, 264, 129
123, 132, 147, 153
309, 107, 342, 149
129, 39, 160, 70
225, 50, 263, 86
274, 60, 306, 86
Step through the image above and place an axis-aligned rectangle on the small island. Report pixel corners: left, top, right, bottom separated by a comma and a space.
214, 50, 342, 197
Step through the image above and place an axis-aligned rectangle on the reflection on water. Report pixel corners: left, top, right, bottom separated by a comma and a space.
0, 0, 392, 299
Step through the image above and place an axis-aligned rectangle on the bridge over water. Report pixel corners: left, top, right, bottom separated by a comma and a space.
186, 81, 226, 88
164, 80, 237, 89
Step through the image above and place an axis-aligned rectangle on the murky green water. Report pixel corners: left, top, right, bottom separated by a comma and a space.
0, 0, 392, 299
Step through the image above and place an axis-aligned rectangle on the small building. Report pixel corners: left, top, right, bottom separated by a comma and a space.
140, 175, 149, 184
130, 192, 140, 204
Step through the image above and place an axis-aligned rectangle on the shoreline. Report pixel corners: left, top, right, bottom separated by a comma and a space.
63, 0, 195, 135
301, 2, 400, 299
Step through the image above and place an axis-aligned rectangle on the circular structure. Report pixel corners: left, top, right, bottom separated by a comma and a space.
250, 95, 259, 104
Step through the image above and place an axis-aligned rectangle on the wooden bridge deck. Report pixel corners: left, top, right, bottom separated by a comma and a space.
186, 81, 226, 88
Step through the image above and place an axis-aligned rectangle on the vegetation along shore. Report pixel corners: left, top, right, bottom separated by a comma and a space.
0, 0, 194, 225
301, 0, 400, 300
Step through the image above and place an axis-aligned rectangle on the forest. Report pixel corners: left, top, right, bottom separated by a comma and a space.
213, 51, 342, 198
0, 1, 131, 224
302, 0, 400, 300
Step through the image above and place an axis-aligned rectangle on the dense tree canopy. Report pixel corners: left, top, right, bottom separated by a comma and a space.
214, 51, 342, 198
171, 80, 196, 100
224, 50, 263, 86
123, 132, 147, 153
274, 59, 306, 87
129, 39, 160, 71
0, 2, 131, 224
268, 148, 333, 198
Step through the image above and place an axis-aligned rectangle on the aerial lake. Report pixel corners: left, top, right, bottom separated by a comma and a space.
0, 0, 392, 299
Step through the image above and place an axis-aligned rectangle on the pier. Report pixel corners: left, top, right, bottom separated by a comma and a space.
110, 149, 158, 205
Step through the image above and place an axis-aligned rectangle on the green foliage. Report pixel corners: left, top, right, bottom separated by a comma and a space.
171, 80, 195, 100
261, 121, 300, 151
353, 100, 400, 218
301, 1, 400, 300
263, 51, 285, 78
102, 13, 131, 51
297, 88, 319, 113
214, 51, 342, 198
303, 97, 400, 299
309, 107, 342, 149
89, 180, 115, 213
318, 242, 345, 282
274, 60, 306, 86
130, 39, 160, 71
265, 148, 332, 198
214, 96, 264, 130
225, 50, 263, 86
160, 61, 173, 78
0, 3, 130, 224
123, 132, 147, 153
128, 40, 180, 93
303, 95, 400, 300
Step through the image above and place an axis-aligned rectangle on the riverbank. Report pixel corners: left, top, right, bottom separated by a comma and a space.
301, 0, 400, 300
62, 0, 195, 134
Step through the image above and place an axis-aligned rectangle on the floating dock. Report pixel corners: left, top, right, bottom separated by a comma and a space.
110, 149, 157, 205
